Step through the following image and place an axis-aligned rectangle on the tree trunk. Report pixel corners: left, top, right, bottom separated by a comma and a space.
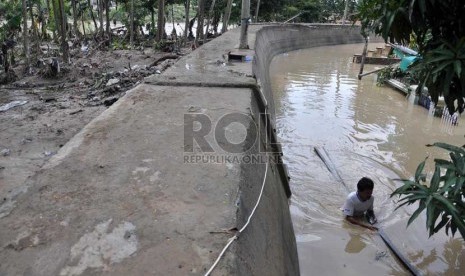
156, 0, 165, 42
184, 0, 190, 42
71, 0, 79, 37
239, 0, 250, 49
105, 0, 111, 40
222, 0, 233, 33
29, 2, 40, 56
98, 0, 104, 34
21, 0, 30, 70
151, 9, 156, 37
171, 5, 176, 39
254, 0, 261, 22
46, 0, 56, 40
212, 12, 220, 35
203, 0, 216, 43
358, 38, 368, 80
130, 0, 135, 46
58, 0, 69, 62
342, 0, 349, 25
188, 14, 196, 39
195, 0, 205, 45
41, 7, 48, 39
52, 0, 60, 42
164, 12, 168, 39
88, 0, 99, 34
81, 13, 87, 37
29, 4, 34, 36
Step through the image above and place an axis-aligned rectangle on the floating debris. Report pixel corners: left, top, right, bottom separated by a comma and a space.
375, 251, 388, 261
0, 100, 28, 112
20, 138, 32, 144
106, 78, 120, 86
188, 106, 202, 113
69, 109, 83, 115
1, 148, 11, 156
43, 151, 56, 157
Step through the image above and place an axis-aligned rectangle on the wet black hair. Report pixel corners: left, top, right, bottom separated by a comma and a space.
357, 177, 374, 191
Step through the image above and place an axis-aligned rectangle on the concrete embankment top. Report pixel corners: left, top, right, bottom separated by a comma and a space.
0, 24, 367, 275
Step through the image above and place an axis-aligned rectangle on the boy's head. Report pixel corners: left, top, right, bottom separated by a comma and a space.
357, 177, 374, 201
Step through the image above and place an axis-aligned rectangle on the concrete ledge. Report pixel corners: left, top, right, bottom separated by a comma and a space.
145, 74, 257, 89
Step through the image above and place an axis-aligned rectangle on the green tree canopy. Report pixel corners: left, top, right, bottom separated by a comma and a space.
357, 0, 465, 114
357, 0, 465, 239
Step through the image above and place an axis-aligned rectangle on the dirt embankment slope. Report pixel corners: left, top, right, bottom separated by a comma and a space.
1, 48, 182, 214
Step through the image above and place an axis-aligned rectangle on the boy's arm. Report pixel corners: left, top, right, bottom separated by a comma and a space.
345, 216, 378, 231
343, 195, 377, 231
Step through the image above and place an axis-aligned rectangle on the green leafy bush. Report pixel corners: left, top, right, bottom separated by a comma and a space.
392, 142, 465, 239
377, 66, 418, 86
0, 0, 22, 40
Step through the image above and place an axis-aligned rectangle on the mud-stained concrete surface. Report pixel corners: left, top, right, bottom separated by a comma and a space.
59, 219, 138, 276
0, 48, 180, 220
0, 84, 252, 275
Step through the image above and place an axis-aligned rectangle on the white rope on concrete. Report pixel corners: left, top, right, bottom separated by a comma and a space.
204, 105, 269, 276
204, 235, 238, 276
204, 161, 268, 276
238, 159, 268, 233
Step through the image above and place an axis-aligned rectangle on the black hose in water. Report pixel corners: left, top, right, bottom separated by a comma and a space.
313, 146, 422, 276
377, 229, 422, 275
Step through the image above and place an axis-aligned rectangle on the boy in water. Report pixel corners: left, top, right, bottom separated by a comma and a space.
342, 177, 378, 231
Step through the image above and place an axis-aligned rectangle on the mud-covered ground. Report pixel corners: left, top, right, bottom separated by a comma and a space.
0, 47, 184, 212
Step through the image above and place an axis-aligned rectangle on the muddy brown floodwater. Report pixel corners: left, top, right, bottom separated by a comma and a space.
270, 43, 465, 275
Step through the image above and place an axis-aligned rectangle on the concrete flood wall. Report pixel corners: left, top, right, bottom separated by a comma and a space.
253, 24, 371, 124
247, 24, 371, 275
235, 88, 298, 275
143, 25, 300, 275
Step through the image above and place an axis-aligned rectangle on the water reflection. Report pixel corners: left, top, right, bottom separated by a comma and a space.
345, 233, 367, 254
270, 44, 465, 275
442, 238, 465, 275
